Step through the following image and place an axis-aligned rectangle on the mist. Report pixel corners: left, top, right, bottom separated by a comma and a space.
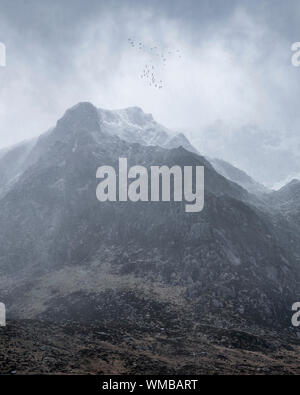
1, 0, 300, 186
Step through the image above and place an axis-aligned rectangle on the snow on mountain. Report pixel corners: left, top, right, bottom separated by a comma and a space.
98, 106, 198, 153
0, 103, 270, 202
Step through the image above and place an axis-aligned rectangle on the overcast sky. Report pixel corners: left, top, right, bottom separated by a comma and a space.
1, 0, 300, 186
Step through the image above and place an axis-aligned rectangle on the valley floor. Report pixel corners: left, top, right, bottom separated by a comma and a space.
0, 320, 300, 375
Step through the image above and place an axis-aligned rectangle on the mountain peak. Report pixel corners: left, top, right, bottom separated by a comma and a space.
97, 105, 199, 153
56, 102, 100, 135
287, 178, 300, 186
64, 102, 99, 120
98, 106, 154, 128
71, 101, 97, 111
279, 178, 300, 192
122, 106, 154, 124
269, 177, 300, 206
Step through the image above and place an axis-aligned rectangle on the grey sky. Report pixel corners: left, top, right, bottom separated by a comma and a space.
1, 0, 300, 186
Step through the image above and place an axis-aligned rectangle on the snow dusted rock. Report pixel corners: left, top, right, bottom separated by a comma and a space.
98, 106, 198, 152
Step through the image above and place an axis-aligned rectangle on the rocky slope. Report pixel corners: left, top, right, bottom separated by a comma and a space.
1, 319, 300, 375
210, 158, 269, 196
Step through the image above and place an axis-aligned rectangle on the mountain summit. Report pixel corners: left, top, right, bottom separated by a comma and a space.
98, 104, 198, 153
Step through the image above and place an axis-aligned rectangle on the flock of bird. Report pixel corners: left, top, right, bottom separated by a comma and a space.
128, 38, 182, 90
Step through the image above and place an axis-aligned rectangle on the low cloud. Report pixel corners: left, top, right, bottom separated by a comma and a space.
0, 1, 300, 186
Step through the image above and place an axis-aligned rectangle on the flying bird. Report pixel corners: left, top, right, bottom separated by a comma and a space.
127, 39, 182, 90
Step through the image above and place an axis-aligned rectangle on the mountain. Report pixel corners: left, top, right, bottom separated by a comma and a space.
270, 179, 300, 205
195, 121, 300, 188
0, 102, 299, 337
0, 106, 197, 198
210, 158, 269, 196
266, 179, 300, 228
98, 106, 198, 153
0, 138, 38, 198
